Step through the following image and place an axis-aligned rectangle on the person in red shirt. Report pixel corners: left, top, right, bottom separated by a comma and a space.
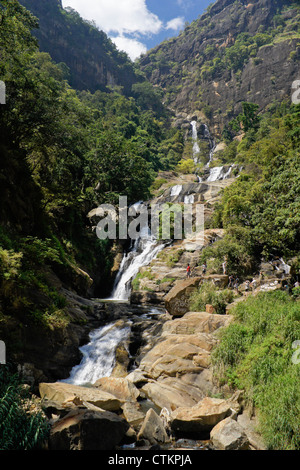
187, 264, 191, 278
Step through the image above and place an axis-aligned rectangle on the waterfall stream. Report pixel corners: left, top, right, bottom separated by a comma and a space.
110, 235, 166, 301
62, 321, 132, 385
191, 121, 200, 163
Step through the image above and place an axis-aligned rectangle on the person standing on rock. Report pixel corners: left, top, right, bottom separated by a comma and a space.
187, 264, 191, 278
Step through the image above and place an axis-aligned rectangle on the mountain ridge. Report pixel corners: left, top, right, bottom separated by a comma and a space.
138, 0, 300, 134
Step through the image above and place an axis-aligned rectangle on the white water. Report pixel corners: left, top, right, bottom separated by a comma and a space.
191, 121, 200, 163
110, 235, 166, 301
184, 194, 195, 204
206, 165, 233, 182
279, 258, 291, 275
170, 184, 183, 197
62, 321, 132, 385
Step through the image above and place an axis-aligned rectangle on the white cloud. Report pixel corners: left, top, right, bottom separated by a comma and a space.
166, 17, 185, 31
62, 0, 163, 36
111, 36, 147, 61
61, 0, 184, 60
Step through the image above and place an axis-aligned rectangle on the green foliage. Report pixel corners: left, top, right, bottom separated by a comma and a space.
150, 178, 168, 192
212, 103, 300, 260
176, 158, 196, 174
199, 226, 258, 278
0, 365, 50, 450
212, 290, 300, 449
0, 249, 23, 281
189, 281, 235, 315
229, 102, 261, 133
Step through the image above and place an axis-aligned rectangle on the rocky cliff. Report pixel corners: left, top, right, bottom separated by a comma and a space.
19, 0, 141, 94
138, 0, 300, 135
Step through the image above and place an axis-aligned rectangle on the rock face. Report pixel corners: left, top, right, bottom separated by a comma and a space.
19, 0, 139, 94
139, 0, 299, 132
135, 312, 233, 411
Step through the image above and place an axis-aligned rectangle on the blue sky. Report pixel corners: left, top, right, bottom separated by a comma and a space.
61, 0, 213, 60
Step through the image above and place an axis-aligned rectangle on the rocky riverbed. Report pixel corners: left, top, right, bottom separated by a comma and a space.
33, 302, 266, 451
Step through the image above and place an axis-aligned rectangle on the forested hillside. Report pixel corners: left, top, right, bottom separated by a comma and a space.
0, 0, 300, 452
139, 0, 300, 133
0, 0, 183, 357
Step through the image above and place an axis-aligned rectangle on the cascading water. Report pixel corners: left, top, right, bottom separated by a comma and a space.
184, 194, 195, 204
110, 224, 166, 301
62, 321, 132, 385
170, 184, 183, 197
191, 121, 200, 163
206, 165, 234, 182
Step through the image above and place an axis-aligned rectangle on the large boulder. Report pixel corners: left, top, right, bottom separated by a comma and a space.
141, 376, 210, 412
162, 311, 232, 336
164, 277, 202, 317
139, 334, 211, 379
49, 408, 129, 450
121, 401, 145, 428
137, 408, 170, 445
39, 382, 122, 411
210, 417, 250, 450
170, 397, 232, 436
92, 377, 140, 402
134, 311, 233, 411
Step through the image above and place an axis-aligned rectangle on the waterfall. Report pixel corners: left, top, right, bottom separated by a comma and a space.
206, 165, 234, 182
170, 184, 183, 197
206, 166, 224, 182
279, 258, 291, 275
191, 121, 200, 163
184, 194, 195, 204
110, 235, 166, 301
62, 321, 132, 385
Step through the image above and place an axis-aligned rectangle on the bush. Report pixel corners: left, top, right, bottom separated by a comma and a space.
199, 226, 258, 278
189, 281, 235, 314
